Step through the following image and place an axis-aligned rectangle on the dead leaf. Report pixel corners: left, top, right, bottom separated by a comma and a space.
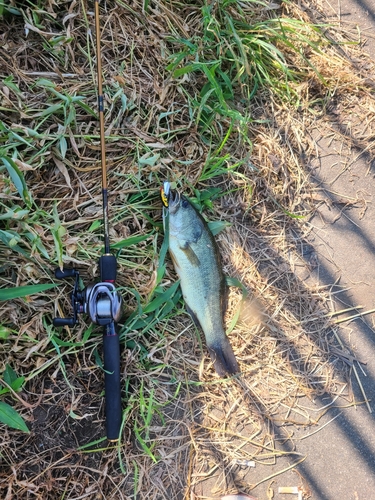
53, 156, 72, 189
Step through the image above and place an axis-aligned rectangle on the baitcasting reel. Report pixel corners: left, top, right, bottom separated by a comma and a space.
53, 256, 122, 328
53, 254, 123, 441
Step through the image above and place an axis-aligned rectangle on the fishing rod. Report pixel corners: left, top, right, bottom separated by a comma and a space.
53, 0, 123, 442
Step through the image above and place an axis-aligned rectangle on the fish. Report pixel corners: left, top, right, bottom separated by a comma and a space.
161, 182, 240, 377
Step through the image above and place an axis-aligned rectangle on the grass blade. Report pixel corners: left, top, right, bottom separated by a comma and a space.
0, 283, 58, 301
0, 401, 29, 433
1, 156, 32, 207
112, 233, 152, 249
143, 281, 180, 314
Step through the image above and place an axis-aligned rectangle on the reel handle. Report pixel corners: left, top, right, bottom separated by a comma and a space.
53, 267, 80, 327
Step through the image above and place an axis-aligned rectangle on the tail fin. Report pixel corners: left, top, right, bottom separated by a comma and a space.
208, 337, 240, 377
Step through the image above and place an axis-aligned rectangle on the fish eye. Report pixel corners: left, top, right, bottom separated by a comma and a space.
182, 198, 189, 208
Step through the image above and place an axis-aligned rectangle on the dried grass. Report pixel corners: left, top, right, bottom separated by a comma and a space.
0, 0, 374, 498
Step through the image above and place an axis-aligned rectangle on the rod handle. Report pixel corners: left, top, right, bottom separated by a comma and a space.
99, 254, 117, 282
103, 328, 122, 441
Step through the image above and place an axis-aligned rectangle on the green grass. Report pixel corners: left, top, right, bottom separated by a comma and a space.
166, 0, 327, 140
0, 364, 29, 433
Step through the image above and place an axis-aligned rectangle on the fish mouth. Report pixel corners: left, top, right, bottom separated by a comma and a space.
168, 189, 181, 214
168, 189, 180, 205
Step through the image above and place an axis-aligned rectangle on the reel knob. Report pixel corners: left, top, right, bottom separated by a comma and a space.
53, 317, 76, 327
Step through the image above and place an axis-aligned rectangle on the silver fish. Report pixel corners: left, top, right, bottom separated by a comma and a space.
162, 183, 239, 377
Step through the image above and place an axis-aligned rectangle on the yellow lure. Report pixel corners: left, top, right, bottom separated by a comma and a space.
160, 188, 168, 207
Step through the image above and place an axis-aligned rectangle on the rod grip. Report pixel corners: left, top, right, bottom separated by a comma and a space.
99, 254, 117, 282
103, 330, 122, 441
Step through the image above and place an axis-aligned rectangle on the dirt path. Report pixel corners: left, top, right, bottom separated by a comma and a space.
249, 2, 375, 498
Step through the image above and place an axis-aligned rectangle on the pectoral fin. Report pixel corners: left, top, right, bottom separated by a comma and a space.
180, 242, 200, 267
